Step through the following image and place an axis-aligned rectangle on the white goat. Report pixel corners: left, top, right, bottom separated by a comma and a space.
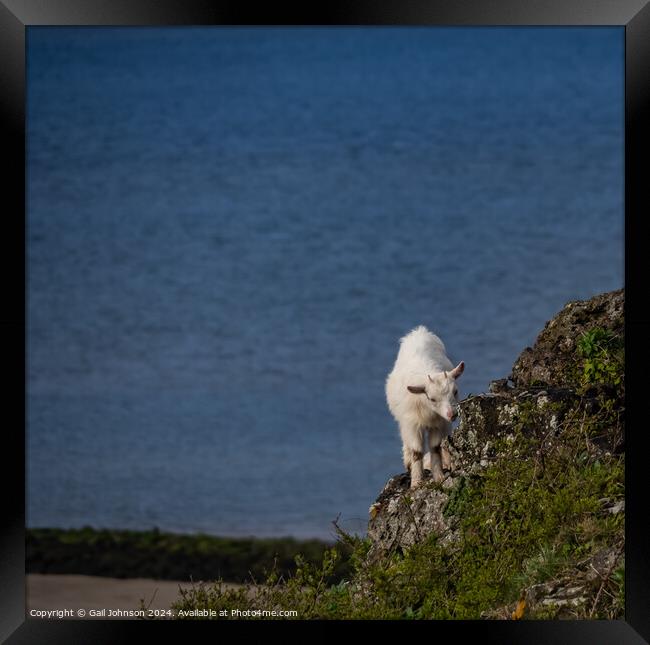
385, 326, 464, 488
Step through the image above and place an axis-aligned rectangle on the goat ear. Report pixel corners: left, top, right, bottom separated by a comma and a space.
450, 361, 465, 379
407, 385, 426, 394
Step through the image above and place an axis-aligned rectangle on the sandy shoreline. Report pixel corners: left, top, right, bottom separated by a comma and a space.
27, 574, 239, 620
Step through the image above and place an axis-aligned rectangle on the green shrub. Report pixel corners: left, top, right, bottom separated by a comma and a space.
577, 328, 623, 387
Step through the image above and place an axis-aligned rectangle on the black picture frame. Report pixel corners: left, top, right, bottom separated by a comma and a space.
3, 1, 649, 642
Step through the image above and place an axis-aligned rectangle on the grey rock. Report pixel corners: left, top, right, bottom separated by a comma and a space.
367, 471, 459, 559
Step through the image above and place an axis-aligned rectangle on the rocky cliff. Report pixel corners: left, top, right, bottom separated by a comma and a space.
367, 289, 624, 619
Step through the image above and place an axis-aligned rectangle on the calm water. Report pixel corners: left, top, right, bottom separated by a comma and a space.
27, 27, 623, 540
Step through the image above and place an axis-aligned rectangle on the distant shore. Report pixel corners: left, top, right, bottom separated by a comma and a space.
27, 527, 351, 585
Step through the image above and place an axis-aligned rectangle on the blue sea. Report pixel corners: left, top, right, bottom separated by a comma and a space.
27, 27, 623, 540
